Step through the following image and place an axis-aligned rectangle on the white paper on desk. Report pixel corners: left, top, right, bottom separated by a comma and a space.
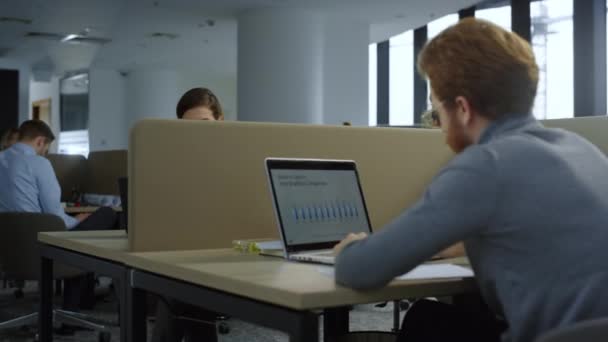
317, 263, 473, 280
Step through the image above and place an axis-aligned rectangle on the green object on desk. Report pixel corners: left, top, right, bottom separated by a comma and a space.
232, 238, 283, 254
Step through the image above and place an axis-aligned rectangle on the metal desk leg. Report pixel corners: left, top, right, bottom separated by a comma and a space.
393, 300, 401, 333
39, 256, 53, 342
324, 307, 349, 342
114, 274, 129, 342
289, 312, 319, 342
127, 278, 147, 342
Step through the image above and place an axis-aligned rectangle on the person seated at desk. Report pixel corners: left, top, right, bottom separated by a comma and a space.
334, 18, 608, 342
0, 127, 18, 150
0, 120, 118, 312
152, 87, 224, 342
176, 87, 224, 121
0, 120, 118, 231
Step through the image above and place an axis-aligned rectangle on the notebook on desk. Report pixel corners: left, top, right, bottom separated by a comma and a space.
265, 158, 373, 265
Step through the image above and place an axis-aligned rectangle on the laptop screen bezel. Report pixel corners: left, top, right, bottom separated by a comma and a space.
266, 158, 373, 254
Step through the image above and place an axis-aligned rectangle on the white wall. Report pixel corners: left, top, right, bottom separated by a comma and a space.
0, 58, 31, 124
89, 69, 128, 151
126, 69, 179, 130
29, 76, 60, 152
323, 17, 369, 126
237, 9, 325, 123
86, 67, 238, 152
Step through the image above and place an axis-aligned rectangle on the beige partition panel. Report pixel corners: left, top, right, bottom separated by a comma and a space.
129, 120, 452, 252
542, 116, 608, 154
47, 154, 87, 202
85, 150, 127, 195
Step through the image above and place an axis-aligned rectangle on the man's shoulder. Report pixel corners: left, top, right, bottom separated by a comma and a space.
19, 153, 54, 171
450, 144, 499, 171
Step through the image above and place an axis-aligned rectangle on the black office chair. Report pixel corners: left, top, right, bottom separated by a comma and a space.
0, 212, 114, 341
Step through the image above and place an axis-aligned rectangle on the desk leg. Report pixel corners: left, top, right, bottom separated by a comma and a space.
127, 279, 147, 342
323, 307, 349, 342
39, 256, 53, 342
115, 274, 129, 342
289, 312, 319, 342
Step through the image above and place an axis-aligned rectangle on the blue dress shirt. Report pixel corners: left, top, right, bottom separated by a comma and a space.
0, 143, 78, 229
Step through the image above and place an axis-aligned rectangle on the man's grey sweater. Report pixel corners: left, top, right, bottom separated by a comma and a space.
335, 114, 608, 342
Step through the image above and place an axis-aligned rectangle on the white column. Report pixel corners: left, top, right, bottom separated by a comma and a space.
88, 68, 179, 151
126, 69, 179, 128
237, 9, 324, 124
323, 17, 370, 126
89, 69, 128, 151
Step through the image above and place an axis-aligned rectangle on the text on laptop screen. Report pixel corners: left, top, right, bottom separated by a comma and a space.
271, 169, 369, 246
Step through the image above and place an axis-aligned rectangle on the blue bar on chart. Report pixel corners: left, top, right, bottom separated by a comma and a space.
291, 201, 359, 223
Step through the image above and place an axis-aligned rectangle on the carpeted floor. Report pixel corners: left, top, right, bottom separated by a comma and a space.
0, 279, 405, 341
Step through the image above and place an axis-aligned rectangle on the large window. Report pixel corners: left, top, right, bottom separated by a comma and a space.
59, 73, 89, 156
369, 44, 377, 126
477, 5, 512, 31
58, 130, 90, 157
428, 14, 459, 39
531, 0, 573, 119
389, 31, 414, 125
368, 2, 580, 125
426, 14, 459, 110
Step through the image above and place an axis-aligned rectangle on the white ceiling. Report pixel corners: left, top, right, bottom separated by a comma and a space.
0, 0, 479, 78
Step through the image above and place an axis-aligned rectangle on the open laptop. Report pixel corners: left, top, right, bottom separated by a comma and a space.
265, 158, 373, 265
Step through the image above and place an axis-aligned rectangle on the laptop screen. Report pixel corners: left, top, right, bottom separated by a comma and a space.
266, 159, 372, 253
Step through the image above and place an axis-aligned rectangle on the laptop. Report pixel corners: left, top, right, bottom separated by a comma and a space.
265, 158, 373, 265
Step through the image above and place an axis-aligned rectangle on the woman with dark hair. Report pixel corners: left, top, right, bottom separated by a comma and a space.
176, 87, 224, 121
152, 87, 225, 342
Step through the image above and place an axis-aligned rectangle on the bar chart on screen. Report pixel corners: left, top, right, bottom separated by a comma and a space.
291, 201, 360, 223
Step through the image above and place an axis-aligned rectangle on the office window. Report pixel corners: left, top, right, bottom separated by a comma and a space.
389, 31, 414, 125
369, 43, 377, 126
60, 73, 89, 155
58, 130, 89, 157
425, 14, 458, 111
428, 14, 459, 39
531, 0, 573, 119
477, 5, 512, 30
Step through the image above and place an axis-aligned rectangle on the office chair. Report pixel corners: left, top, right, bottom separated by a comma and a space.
535, 317, 608, 342
0, 212, 113, 342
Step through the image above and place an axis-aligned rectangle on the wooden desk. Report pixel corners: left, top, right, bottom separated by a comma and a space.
126, 249, 477, 342
64, 206, 122, 214
38, 230, 129, 342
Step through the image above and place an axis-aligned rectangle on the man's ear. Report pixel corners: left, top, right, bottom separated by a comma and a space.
454, 96, 473, 126
34, 136, 48, 152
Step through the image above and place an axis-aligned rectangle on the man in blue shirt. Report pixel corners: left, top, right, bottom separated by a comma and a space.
1, 120, 118, 312
0, 120, 117, 231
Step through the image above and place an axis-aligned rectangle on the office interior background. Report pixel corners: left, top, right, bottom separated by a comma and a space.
0, 0, 606, 156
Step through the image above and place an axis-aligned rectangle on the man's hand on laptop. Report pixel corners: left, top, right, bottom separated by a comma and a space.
333, 232, 368, 256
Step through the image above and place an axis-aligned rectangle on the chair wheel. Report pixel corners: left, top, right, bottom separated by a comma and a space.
218, 322, 230, 335
98, 331, 111, 342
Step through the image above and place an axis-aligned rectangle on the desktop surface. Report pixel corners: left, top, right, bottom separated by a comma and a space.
38, 230, 129, 262
125, 248, 476, 310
